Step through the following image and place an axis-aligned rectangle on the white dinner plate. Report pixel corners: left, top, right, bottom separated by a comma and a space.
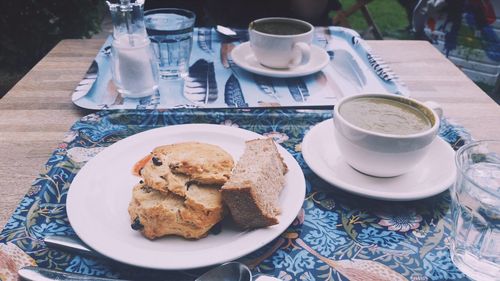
302, 119, 456, 201
66, 124, 306, 270
231, 42, 329, 78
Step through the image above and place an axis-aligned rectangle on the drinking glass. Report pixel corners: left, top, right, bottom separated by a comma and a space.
144, 8, 196, 79
450, 140, 500, 281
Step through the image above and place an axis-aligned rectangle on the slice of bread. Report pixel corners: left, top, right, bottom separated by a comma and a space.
221, 138, 288, 229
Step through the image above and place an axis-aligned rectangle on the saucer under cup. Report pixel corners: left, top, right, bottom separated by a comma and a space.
302, 119, 456, 201
231, 43, 329, 78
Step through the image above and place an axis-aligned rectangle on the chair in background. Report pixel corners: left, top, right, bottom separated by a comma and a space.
332, 0, 383, 39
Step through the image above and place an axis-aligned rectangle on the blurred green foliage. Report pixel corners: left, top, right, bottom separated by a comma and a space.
334, 0, 410, 38
0, 0, 106, 71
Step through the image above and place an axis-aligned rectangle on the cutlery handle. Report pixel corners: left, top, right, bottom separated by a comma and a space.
44, 235, 99, 257
19, 266, 129, 281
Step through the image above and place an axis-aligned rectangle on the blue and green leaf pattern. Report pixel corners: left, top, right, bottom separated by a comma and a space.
0, 109, 472, 280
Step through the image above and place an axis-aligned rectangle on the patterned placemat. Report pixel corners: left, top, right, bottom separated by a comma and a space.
0, 109, 472, 281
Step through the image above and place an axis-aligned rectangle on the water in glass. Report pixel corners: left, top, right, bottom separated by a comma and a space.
145, 9, 195, 79
451, 141, 500, 281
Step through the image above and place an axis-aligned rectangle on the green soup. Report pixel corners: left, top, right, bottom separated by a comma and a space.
251, 20, 310, 35
339, 97, 433, 135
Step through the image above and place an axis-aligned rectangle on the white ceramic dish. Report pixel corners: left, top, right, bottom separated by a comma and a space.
249, 17, 314, 69
333, 94, 442, 177
66, 124, 306, 270
302, 119, 456, 201
231, 42, 329, 78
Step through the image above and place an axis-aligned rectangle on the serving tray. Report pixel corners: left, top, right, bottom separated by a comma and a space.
71, 27, 409, 109
0, 109, 473, 281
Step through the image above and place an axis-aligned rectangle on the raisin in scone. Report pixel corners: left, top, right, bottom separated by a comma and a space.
128, 182, 225, 240
129, 142, 233, 240
140, 142, 234, 196
221, 138, 288, 229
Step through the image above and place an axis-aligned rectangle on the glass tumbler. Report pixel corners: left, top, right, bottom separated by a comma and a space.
144, 8, 196, 79
450, 140, 500, 281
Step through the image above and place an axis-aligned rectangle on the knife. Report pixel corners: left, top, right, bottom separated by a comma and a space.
38, 236, 279, 281
43, 235, 99, 258
18, 266, 129, 281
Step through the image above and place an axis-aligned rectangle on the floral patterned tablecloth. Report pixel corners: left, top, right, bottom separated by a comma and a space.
0, 109, 472, 281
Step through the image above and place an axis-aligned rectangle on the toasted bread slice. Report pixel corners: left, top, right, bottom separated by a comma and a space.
221, 138, 287, 228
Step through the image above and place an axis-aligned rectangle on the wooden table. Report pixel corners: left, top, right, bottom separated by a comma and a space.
0, 38, 499, 230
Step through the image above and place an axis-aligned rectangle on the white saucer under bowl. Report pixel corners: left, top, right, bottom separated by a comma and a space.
302, 119, 457, 201
231, 42, 329, 78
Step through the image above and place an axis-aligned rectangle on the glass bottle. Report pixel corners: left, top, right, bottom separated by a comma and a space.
107, 0, 159, 98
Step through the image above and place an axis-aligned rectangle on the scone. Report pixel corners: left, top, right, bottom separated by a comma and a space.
129, 142, 234, 240
128, 183, 224, 239
221, 138, 288, 229
140, 142, 234, 196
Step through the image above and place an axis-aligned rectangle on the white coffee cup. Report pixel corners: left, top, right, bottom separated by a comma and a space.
249, 17, 313, 69
333, 94, 443, 177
